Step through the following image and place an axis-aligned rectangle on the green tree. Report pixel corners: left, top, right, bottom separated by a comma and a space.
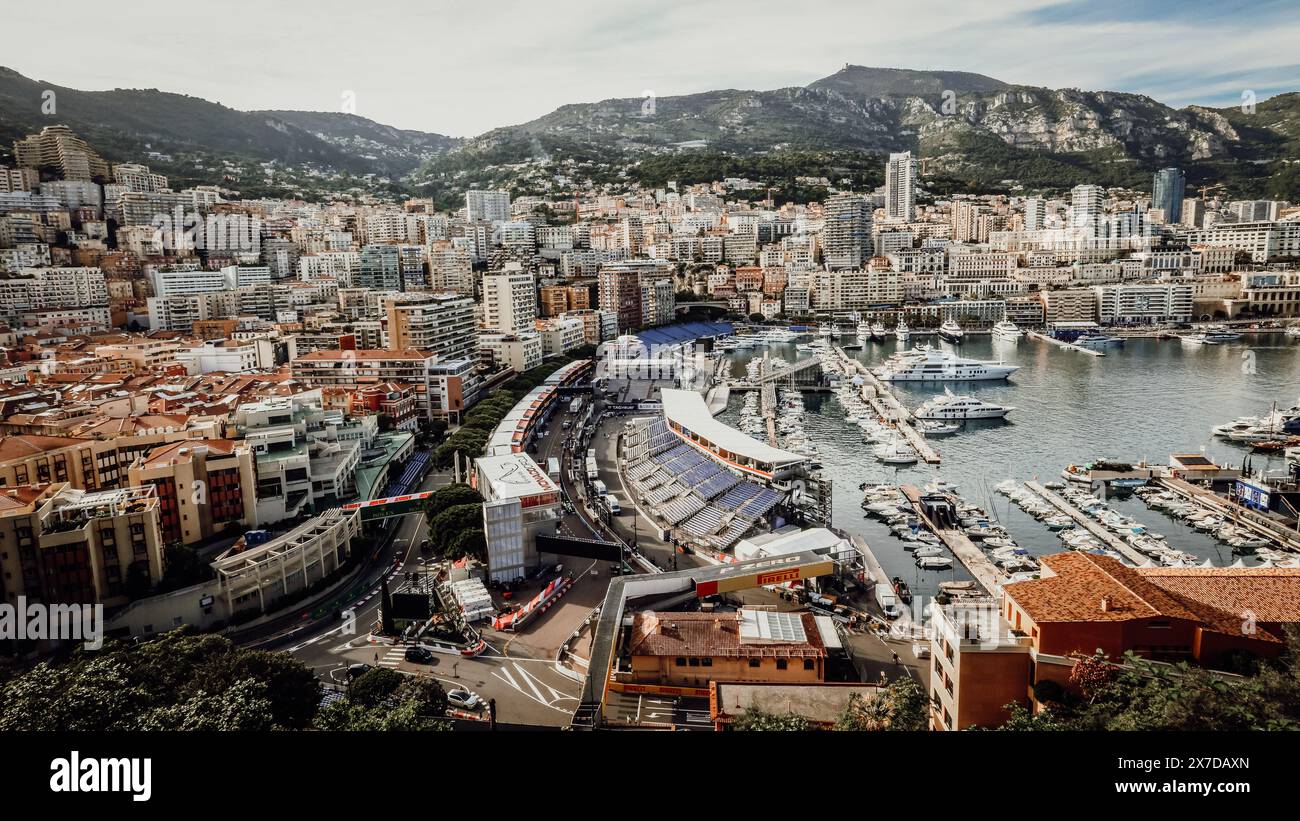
139, 678, 275, 731
429, 503, 484, 554
423, 483, 482, 522
834, 678, 928, 731
193, 649, 321, 729
731, 707, 814, 731
445, 528, 487, 561
348, 667, 405, 708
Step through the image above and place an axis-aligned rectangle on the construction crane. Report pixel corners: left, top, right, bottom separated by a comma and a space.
1199, 182, 1227, 202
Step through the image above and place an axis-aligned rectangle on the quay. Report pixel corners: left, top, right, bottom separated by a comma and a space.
1156, 476, 1300, 554
1026, 330, 1105, 357
900, 485, 1005, 594
852, 533, 891, 588
831, 346, 941, 465
1023, 481, 1149, 565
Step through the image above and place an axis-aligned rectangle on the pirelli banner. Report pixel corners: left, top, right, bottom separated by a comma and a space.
693, 552, 834, 597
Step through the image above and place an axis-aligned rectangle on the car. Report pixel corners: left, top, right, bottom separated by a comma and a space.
404, 646, 433, 663
346, 663, 373, 680
447, 689, 482, 710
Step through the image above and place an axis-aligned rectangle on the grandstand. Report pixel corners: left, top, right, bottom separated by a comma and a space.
620, 415, 792, 553
383, 451, 430, 498
485, 358, 595, 456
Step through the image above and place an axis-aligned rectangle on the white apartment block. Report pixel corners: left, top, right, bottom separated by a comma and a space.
482, 266, 537, 335
1094, 283, 1193, 325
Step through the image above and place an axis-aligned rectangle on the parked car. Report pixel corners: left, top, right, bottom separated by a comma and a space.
404, 646, 433, 663
447, 689, 482, 710
347, 663, 373, 680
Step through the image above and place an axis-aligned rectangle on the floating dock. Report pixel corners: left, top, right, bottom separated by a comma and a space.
831, 346, 942, 464
900, 485, 1006, 594
1023, 481, 1149, 565
1157, 476, 1300, 554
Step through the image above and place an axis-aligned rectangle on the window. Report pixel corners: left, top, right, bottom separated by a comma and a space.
675, 658, 686, 667
688, 658, 699, 667
803, 659, 815, 671
776, 659, 788, 671
748, 658, 760, 668
701, 658, 712, 667
1148, 620, 1172, 629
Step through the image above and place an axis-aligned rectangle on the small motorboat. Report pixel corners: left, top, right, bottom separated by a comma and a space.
916, 556, 954, 570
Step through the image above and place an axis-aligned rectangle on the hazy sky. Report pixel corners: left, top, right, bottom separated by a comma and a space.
5, 0, 1298, 136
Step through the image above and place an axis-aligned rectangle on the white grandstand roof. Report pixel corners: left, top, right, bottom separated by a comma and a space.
660, 388, 807, 468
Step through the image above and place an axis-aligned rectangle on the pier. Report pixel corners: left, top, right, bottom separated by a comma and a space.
851, 534, 891, 588
830, 346, 942, 464
900, 485, 1005, 594
1157, 476, 1300, 554
1023, 481, 1149, 565
1027, 330, 1105, 357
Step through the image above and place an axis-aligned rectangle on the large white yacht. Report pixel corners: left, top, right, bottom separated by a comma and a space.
895, 318, 911, 342
1181, 326, 1242, 345
938, 319, 964, 343
992, 319, 1023, 341
755, 327, 798, 344
915, 387, 1014, 420
876, 346, 1019, 382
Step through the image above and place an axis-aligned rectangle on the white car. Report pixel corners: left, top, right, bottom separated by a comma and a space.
447, 689, 482, 710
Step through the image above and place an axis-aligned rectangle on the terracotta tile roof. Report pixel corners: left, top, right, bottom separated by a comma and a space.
1005, 553, 1300, 643
0, 434, 90, 461
138, 438, 241, 467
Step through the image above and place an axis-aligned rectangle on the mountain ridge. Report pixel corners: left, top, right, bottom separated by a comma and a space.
1, 64, 1297, 202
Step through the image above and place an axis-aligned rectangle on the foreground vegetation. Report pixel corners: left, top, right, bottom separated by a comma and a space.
0, 629, 449, 731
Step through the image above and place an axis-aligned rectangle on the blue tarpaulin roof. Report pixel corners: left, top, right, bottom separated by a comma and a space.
636, 321, 734, 346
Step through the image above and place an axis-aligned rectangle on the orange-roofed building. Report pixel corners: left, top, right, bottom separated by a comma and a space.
930, 552, 1300, 730
126, 439, 257, 545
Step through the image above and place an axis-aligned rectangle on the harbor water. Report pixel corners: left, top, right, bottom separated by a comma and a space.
720, 333, 1300, 596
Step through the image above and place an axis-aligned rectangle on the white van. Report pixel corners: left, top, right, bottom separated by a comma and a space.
592, 479, 608, 497
875, 584, 901, 619
606, 496, 621, 515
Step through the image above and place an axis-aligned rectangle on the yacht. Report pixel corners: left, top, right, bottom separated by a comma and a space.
895, 318, 911, 342
1286, 326, 1300, 339
1182, 326, 1242, 345
818, 323, 834, 340
914, 387, 1014, 420
871, 322, 888, 341
874, 441, 919, 465
992, 319, 1023, 341
938, 319, 964, 343
755, 327, 798, 344
877, 347, 1019, 382
1075, 333, 1123, 349
856, 321, 871, 342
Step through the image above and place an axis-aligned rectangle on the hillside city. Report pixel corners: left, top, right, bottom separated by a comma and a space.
3, 115, 1300, 744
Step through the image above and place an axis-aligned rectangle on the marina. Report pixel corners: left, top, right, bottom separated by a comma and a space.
716, 331, 1300, 599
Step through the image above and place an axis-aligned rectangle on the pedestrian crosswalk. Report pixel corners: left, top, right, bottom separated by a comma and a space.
376, 646, 406, 667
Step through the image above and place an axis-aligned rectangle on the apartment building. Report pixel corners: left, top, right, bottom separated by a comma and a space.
0, 483, 165, 609
1094, 283, 1193, 325
482, 265, 537, 335
12, 125, 109, 181
385, 292, 476, 360
290, 349, 447, 421
127, 439, 257, 546
1040, 288, 1098, 323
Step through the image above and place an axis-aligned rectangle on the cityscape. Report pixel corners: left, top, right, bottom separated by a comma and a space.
0, 1, 1298, 798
